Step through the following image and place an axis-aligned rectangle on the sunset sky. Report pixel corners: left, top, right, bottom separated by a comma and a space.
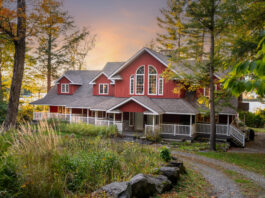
64, 0, 167, 70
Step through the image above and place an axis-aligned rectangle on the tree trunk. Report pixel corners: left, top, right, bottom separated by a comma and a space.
0, 47, 3, 102
200, 29, 205, 62
178, 32, 181, 58
4, 0, 26, 129
209, 0, 216, 151
47, 33, 52, 93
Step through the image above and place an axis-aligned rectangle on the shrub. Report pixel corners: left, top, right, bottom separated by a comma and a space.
239, 111, 265, 128
159, 147, 171, 162
0, 101, 7, 124
145, 127, 161, 142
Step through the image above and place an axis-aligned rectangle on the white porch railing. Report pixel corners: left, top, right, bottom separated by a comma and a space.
229, 125, 245, 147
145, 125, 160, 135
33, 112, 123, 132
161, 124, 191, 136
196, 123, 229, 136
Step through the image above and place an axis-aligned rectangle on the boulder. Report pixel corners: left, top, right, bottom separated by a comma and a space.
129, 174, 156, 198
146, 175, 172, 194
93, 182, 132, 198
167, 160, 186, 174
159, 167, 180, 183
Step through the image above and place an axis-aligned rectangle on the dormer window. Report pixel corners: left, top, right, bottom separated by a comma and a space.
99, 83, 109, 94
136, 66, 144, 95
61, 84, 69, 93
130, 75, 134, 94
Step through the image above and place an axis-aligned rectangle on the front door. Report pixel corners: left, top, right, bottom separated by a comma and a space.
135, 112, 144, 131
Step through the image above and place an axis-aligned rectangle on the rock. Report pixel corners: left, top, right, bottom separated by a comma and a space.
159, 167, 180, 183
167, 160, 187, 174
129, 174, 156, 198
146, 175, 172, 194
94, 182, 131, 198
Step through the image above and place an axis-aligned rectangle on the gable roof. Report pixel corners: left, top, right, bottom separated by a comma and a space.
109, 48, 177, 79
89, 62, 124, 84
55, 70, 96, 85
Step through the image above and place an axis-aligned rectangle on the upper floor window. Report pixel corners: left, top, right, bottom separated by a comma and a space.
148, 66, 157, 95
99, 83, 109, 94
61, 83, 69, 93
130, 75, 134, 94
158, 76, 163, 95
136, 66, 144, 95
204, 85, 217, 97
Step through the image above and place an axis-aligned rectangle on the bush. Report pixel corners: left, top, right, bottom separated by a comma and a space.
0, 121, 163, 197
159, 147, 171, 162
0, 101, 8, 124
145, 127, 161, 142
239, 111, 265, 128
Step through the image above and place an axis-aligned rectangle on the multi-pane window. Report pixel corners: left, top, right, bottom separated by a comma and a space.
61, 84, 69, 93
158, 77, 163, 95
148, 66, 157, 95
130, 75, 134, 94
99, 84, 108, 94
136, 66, 144, 94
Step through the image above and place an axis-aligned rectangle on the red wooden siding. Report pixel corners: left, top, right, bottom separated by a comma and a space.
50, 106, 58, 113
114, 52, 185, 98
57, 77, 80, 95
119, 101, 147, 112
93, 74, 114, 96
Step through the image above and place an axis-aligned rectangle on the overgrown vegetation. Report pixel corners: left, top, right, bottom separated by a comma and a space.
0, 122, 163, 197
159, 147, 171, 162
197, 152, 265, 176
239, 109, 265, 128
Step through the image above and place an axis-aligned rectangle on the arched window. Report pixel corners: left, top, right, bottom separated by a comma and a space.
158, 76, 163, 95
136, 66, 145, 94
130, 75, 134, 94
148, 66, 157, 95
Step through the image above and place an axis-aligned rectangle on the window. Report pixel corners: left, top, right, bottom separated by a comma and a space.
158, 77, 163, 95
61, 84, 69, 93
130, 75, 134, 94
136, 66, 145, 94
148, 66, 157, 95
204, 87, 210, 97
99, 84, 109, 94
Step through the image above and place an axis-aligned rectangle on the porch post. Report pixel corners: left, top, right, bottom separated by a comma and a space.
95, 111, 98, 125
65, 107, 66, 120
121, 112, 123, 122
227, 115, 230, 136
33, 105, 35, 120
69, 108, 72, 123
87, 109, 89, 124
190, 115, 192, 137
114, 113, 116, 125
153, 115, 155, 132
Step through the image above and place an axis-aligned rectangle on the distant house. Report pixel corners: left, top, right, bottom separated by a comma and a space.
31, 47, 246, 146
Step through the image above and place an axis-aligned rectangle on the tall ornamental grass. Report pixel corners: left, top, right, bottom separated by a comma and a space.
0, 121, 162, 197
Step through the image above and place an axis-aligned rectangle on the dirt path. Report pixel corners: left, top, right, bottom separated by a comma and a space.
172, 151, 265, 188
185, 160, 244, 198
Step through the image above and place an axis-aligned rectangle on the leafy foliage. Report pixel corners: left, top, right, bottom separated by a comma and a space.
239, 110, 265, 128
159, 147, 171, 162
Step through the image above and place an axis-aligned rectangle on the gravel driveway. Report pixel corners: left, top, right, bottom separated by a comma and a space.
172, 151, 265, 187
185, 160, 244, 198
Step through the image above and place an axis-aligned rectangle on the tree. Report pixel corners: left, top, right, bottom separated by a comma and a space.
0, 0, 27, 129
62, 27, 96, 70
34, 0, 74, 92
224, 36, 265, 98
156, 0, 186, 58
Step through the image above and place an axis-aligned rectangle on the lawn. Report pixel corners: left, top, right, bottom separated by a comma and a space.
250, 127, 265, 133
197, 152, 265, 176
0, 121, 164, 197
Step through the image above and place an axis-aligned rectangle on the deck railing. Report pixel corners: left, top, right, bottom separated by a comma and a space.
229, 125, 245, 147
161, 124, 191, 136
33, 112, 123, 132
196, 123, 229, 136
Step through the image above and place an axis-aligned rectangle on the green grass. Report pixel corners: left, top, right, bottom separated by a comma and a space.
223, 169, 265, 197
0, 122, 164, 197
156, 167, 210, 198
250, 127, 265, 133
170, 141, 228, 152
197, 152, 265, 176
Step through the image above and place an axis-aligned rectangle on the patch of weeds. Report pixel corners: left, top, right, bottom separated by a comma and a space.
171, 141, 228, 152
157, 167, 210, 198
223, 169, 265, 197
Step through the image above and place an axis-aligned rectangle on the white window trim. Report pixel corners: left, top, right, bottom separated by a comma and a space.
130, 75, 134, 95
135, 65, 145, 95
158, 76, 164, 95
99, 83, 109, 95
148, 65, 157, 95
61, 83, 69, 93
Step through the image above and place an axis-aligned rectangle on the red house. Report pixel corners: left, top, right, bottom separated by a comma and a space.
31, 48, 246, 146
